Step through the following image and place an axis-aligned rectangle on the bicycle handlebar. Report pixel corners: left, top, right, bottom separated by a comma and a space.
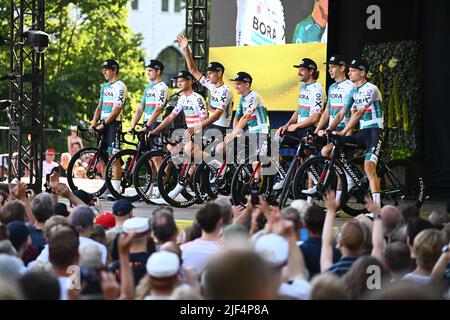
279, 128, 318, 144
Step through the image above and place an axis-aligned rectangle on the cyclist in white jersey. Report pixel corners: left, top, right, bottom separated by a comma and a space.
274, 58, 323, 190
89, 59, 128, 195
130, 59, 169, 137
336, 58, 384, 206
128, 59, 168, 198
305, 55, 356, 199
177, 34, 234, 164
224, 72, 270, 182
315, 55, 356, 156
148, 71, 207, 200
275, 58, 323, 146
148, 71, 207, 147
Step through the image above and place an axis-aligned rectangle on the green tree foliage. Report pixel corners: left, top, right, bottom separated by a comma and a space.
363, 41, 422, 160
0, 0, 147, 152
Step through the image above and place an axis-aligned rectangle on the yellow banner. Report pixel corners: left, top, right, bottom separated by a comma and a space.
209, 43, 327, 111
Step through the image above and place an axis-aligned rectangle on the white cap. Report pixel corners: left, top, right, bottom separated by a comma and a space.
79, 244, 103, 268
146, 251, 180, 278
255, 233, 289, 267
123, 217, 149, 234
290, 199, 310, 217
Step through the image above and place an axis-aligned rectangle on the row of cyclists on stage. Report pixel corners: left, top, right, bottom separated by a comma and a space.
68, 34, 423, 215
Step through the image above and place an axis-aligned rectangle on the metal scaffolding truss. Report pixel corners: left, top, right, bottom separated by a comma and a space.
8, 0, 45, 191
185, 0, 208, 92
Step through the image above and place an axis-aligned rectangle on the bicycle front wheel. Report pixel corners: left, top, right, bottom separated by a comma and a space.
292, 156, 347, 211
192, 162, 216, 203
133, 150, 166, 204
105, 149, 140, 202
66, 147, 108, 197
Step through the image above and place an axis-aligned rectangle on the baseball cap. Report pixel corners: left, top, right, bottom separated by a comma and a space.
123, 217, 149, 234
348, 58, 369, 72
229, 71, 252, 83
7, 221, 30, 250
255, 233, 289, 267
293, 58, 318, 70
173, 70, 194, 81
326, 55, 347, 66
206, 62, 225, 73
146, 59, 164, 72
73, 189, 94, 205
95, 212, 116, 230
45, 148, 56, 155
102, 59, 119, 69
112, 198, 135, 216
53, 202, 69, 217
0, 254, 26, 279
146, 251, 180, 278
70, 205, 96, 230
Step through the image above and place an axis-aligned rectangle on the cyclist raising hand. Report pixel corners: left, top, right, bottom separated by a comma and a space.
177, 33, 234, 165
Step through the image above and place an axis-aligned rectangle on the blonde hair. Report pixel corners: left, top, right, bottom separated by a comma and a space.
340, 220, 364, 253
310, 273, 349, 300
413, 229, 446, 272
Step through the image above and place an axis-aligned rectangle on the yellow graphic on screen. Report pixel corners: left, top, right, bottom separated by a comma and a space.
209, 43, 327, 111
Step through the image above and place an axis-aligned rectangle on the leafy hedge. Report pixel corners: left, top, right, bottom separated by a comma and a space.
362, 41, 422, 160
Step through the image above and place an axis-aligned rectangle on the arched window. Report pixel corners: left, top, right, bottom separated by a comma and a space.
157, 46, 185, 87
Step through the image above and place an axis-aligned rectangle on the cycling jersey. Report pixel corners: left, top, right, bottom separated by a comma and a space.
199, 76, 234, 128
140, 81, 169, 123
326, 79, 356, 129
292, 15, 326, 44
171, 92, 208, 128
350, 82, 383, 129
99, 80, 127, 121
236, 91, 270, 134
236, 0, 285, 46
297, 81, 324, 124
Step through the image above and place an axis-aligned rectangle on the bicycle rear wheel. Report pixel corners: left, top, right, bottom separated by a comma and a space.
133, 150, 166, 204
157, 154, 198, 208
66, 147, 108, 197
105, 149, 140, 202
231, 163, 274, 206
339, 157, 370, 216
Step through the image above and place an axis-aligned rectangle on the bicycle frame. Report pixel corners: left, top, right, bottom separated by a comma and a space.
278, 140, 309, 207
379, 160, 407, 198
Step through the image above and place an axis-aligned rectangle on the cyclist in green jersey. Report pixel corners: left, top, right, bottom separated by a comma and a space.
292, 0, 328, 44
336, 58, 384, 206
224, 72, 270, 183
130, 59, 168, 135
89, 59, 128, 196
315, 55, 356, 156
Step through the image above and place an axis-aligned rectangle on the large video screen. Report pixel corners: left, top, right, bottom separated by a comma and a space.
210, 0, 328, 111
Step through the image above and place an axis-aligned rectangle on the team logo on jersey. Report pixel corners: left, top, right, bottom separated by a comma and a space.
299, 93, 309, 100
330, 93, 343, 99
